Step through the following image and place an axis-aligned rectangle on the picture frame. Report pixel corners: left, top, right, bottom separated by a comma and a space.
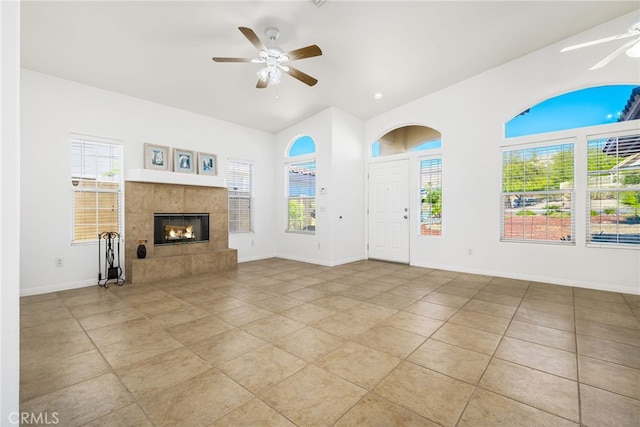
197, 152, 217, 176
144, 143, 170, 171
173, 148, 195, 174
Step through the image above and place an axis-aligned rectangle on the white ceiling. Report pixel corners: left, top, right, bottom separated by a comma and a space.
20, 1, 640, 133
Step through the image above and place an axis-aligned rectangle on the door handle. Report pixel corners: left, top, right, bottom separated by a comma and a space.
404, 215, 408, 219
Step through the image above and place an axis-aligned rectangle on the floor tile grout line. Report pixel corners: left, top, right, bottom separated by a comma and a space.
572, 285, 585, 427
107, 283, 275, 426
451, 279, 532, 426
79, 289, 161, 427
19, 260, 640, 426
251, 271, 455, 425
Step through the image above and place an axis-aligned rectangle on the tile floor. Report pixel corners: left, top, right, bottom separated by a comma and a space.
19, 258, 640, 426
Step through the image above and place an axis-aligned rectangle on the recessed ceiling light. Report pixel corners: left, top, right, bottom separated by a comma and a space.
373, 93, 383, 100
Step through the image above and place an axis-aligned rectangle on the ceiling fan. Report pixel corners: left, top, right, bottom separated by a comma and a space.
212, 27, 322, 88
561, 17, 640, 70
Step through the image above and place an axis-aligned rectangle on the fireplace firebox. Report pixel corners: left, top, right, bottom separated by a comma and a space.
154, 213, 209, 246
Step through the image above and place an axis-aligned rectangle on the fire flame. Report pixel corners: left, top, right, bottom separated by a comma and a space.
167, 225, 195, 240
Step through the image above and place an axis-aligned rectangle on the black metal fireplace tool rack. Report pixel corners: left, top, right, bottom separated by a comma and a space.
98, 231, 124, 288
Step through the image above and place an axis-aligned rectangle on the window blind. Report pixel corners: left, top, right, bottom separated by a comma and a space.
287, 160, 316, 232
501, 142, 574, 243
228, 160, 253, 233
419, 157, 442, 236
71, 135, 123, 243
587, 132, 640, 245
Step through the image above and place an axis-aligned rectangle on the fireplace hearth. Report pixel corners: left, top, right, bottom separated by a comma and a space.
154, 213, 209, 245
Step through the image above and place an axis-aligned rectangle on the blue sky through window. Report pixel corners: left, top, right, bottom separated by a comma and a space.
505, 85, 638, 138
412, 140, 441, 151
289, 135, 316, 157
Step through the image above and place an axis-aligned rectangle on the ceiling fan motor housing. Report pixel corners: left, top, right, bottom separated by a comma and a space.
265, 28, 280, 43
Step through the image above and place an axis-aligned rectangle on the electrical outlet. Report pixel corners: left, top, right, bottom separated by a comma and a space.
55, 257, 63, 267
467, 249, 473, 256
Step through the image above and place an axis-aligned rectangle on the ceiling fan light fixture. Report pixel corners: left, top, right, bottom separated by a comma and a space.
257, 68, 269, 82
269, 67, 282, 84
257, 66, 281, 85
625, 39, 640, 58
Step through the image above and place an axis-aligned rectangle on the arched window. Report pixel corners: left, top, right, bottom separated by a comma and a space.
501, 85, 640, 247
371, 125, 441, 157
286, 135, 316, 233
288, 135, 316, 157
505, 85, 638, 138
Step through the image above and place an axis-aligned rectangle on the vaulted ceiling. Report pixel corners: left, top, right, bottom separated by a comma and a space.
20, 1, 640, 133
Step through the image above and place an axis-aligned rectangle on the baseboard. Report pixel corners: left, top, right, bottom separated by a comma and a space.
410, 261, 640, 296
326, 255, 367, 267
276, 254, 333, 266
274, 254, 366, 267
20, 277, 116, 296
237, 253, 278, 263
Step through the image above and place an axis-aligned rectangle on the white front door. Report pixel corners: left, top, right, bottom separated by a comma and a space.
368, 159, 410, 263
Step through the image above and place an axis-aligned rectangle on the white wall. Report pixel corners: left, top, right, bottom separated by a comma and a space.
20, 70, 276, 295
19, 11, 640, 297
328, 108, 366, 264
274, 108, 367, 266
365, 12, 640, 294
1, 0, 21, 421
275, 109, 333, 265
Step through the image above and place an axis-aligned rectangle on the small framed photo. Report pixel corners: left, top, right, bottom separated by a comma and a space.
173, 148, 195, 173
144, 143, 170, 171
197, 152, 217, 176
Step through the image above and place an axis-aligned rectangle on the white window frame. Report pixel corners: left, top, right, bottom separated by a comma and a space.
500, 139, 575, 244
227, 159, 254, 234
70, 134, 123, 245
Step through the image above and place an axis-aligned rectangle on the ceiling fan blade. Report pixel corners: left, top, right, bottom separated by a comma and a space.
561, 31, 638, 52
256, 78, 268, 89
590, 38, 638, 70
212, 57, 254, 62
283, 65, 318, 86
284, 45, 323, 61
239, 27, 267, 52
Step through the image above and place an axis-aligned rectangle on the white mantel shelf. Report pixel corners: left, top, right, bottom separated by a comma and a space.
125, 169, 226, 188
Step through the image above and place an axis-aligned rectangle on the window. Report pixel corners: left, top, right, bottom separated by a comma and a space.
587, 132, 640, 246
287, 160, 316, 232
286, 136, 316, 233
412, 140, 442, 152
371, 125, 441, 157
501, 142, 574, 243
71, 135, 123, 243
228, 160, 253, 233
288, 135, 316, 156
505, 85, 638, 138
419, 157, 442, 236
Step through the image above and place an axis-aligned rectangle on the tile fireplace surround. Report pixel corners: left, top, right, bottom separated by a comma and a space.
124, 181, 237, 283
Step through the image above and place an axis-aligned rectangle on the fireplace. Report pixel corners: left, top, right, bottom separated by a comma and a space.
154, 213, 209, 246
